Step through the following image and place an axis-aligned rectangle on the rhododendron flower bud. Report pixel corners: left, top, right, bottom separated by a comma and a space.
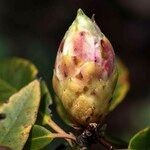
53, 9, 118, 126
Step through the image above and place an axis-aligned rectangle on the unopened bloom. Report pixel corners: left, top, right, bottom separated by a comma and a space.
53, 9, 118, 126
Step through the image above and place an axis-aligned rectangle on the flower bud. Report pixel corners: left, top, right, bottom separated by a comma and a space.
53, 9, 118, 126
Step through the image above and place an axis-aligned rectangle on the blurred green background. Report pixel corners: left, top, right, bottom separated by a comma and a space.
0, 0, 149, 149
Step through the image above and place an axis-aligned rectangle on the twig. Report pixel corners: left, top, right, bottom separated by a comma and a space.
32, 133, 76, 141
40, 112, 76, 145
49, 133, 76, 140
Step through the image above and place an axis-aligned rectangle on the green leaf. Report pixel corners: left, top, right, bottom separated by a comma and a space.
24, 81, 53, 149
0, 57, 38, 103
0, 80, 41, 150
55, 96, 71, 125
109, 58, 130, 111
36, 80, 53, 125
27, 125, 53, 150
128, 127, 150, 150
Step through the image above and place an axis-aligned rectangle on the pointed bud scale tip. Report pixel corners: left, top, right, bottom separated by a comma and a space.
69, 8, 103, 39
53, 9, 118, 126
76, 8, 90, 21
77, 8, 84, 16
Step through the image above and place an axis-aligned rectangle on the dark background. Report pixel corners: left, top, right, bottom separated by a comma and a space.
0, 0, 149, 149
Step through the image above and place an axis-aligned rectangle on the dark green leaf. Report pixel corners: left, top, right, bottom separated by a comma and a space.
27, 125, 53, 150
55, 96, 71, 125
0, 57, 38, 103
0, 80, 41, 150
36, 80, 52, 125
109, 58, 130, 111
129, 127, 150, 150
